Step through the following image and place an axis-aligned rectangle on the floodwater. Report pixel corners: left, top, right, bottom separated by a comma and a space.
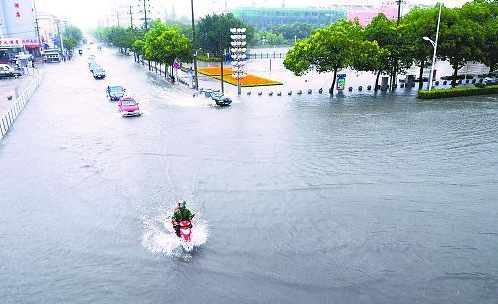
0, 45, 497, 304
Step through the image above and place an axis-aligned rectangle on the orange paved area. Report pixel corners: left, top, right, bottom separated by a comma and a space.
198, 67, 283, 87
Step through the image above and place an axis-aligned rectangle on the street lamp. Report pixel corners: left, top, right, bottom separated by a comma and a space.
190, 0, 198, 90
423, 3, 442, 91
231, 28, 247, 95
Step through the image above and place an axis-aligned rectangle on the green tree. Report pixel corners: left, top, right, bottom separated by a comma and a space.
284, 19, 382, 94
196, 13, 254, 55
93, 26, 144, 54
144, 21, 192, 76
437, 7, 485, 86
62, 38, 77, 50
259, 31, 286, 45
364, 13, 412, 90
132, 39, 145, 60
459, 0, 498, 71
401, 7, 441, 89
63, 25, 83, 42
271, 22, 317, 42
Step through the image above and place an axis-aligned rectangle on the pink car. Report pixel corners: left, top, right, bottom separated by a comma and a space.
118, 97, 140, 117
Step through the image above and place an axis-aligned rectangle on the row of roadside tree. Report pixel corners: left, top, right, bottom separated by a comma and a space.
93, 0, 497, 92
285, 0, 498, 92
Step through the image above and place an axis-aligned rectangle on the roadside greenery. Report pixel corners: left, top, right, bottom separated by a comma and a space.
62, 25, 83, 43
255, 23, 318, 46
143, 21, 191, 73
62, 38, 77, 51
61, 25, 83, 51
284, 0, 498, 93
417, 84, 498, 99
196, 13, 255, 56
91, 0, 496, 92
284, 20, 385, 93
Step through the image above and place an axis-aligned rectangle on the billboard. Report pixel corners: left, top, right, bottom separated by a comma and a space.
2, 0, 40, 47
337, 74, 346, 91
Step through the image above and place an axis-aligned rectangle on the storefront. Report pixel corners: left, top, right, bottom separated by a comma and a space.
0, 38, 24, 64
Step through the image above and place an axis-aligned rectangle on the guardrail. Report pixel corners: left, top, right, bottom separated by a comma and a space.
0, 70, 43, 139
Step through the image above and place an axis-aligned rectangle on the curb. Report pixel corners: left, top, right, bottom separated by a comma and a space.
0, 70, 43, 139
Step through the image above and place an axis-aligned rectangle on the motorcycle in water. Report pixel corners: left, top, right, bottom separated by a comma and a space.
172, 219, 194, 251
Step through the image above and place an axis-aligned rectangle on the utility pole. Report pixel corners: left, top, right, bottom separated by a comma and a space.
33, 0, 42, 56
139, 0, 150, 30
396, 0, 402, 26
55, 19, 64, 60
128, 6, 134, 28
191, 0, 198, 90
393, 0, 404, 90
220, 34, 224, 93
116, 11, 120, 27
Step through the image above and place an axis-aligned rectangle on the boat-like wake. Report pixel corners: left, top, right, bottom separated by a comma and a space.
141, 207, 209, 258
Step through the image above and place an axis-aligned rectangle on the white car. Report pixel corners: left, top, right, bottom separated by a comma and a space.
0, 64, 22, 78
484, 72, 497, 85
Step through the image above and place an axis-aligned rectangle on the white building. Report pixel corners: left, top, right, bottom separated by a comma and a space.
0, 0, 41, 61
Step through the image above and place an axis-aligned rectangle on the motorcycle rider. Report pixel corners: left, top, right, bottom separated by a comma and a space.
171, 200, 194, 237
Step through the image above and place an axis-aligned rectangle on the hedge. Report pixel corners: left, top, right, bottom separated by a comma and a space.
417, 85, 498, 100
197, 54, 222, 62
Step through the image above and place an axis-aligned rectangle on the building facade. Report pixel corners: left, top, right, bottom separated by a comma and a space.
0, 0, 41, 62
232, 7, 347, 31
346, 2, 400, 26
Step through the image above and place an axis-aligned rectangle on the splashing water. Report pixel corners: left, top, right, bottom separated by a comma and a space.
142, 207, 209, 257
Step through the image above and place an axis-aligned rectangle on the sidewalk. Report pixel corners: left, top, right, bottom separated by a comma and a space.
0, 70, 40, 118
0, 68, 43, 139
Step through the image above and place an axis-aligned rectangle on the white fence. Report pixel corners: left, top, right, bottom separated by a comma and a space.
0, 70, 43, 139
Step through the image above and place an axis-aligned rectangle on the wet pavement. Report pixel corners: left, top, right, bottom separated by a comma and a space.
0, 69, 40, 118
0, 45, 497, 304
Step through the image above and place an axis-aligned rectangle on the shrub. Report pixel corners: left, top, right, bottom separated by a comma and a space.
197, 54, 222, 62
417, 85, 498, 100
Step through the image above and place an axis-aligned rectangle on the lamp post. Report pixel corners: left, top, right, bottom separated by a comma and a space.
423, 3, 442, 91
55, 19, 64, 58
190, 0, 198, 90
231, 28, 247, 95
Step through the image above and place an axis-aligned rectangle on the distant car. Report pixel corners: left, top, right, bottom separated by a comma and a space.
97, 45, 102, 51
78, 49, 83, 55
92, 67, 106, 79
484, 72, 498, 85
0, 64, 22, 78
193, 88, 232, 106
106, 86, 126, 100
89, 62, 100, 72
118, 97, 140, 116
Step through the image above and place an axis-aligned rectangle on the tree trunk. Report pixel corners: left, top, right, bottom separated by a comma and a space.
375, 71, 381, 91
148, 60, 151, 71
418, 65, 424, 90
490, 61, 496, 73
451, 65, 458, 87
329, 68, 338, 94
393, 69, 397, 90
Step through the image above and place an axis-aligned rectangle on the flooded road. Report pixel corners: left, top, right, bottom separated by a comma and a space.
0, 46, 497, 304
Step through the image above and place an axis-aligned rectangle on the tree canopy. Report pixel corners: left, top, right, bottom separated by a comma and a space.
143, 21, 191, 66
196, 13, 255, 55
63, 25, 83, 43
284, 19, 385, 93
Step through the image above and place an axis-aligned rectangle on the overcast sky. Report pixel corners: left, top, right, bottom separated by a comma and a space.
35, 0, 472, 30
